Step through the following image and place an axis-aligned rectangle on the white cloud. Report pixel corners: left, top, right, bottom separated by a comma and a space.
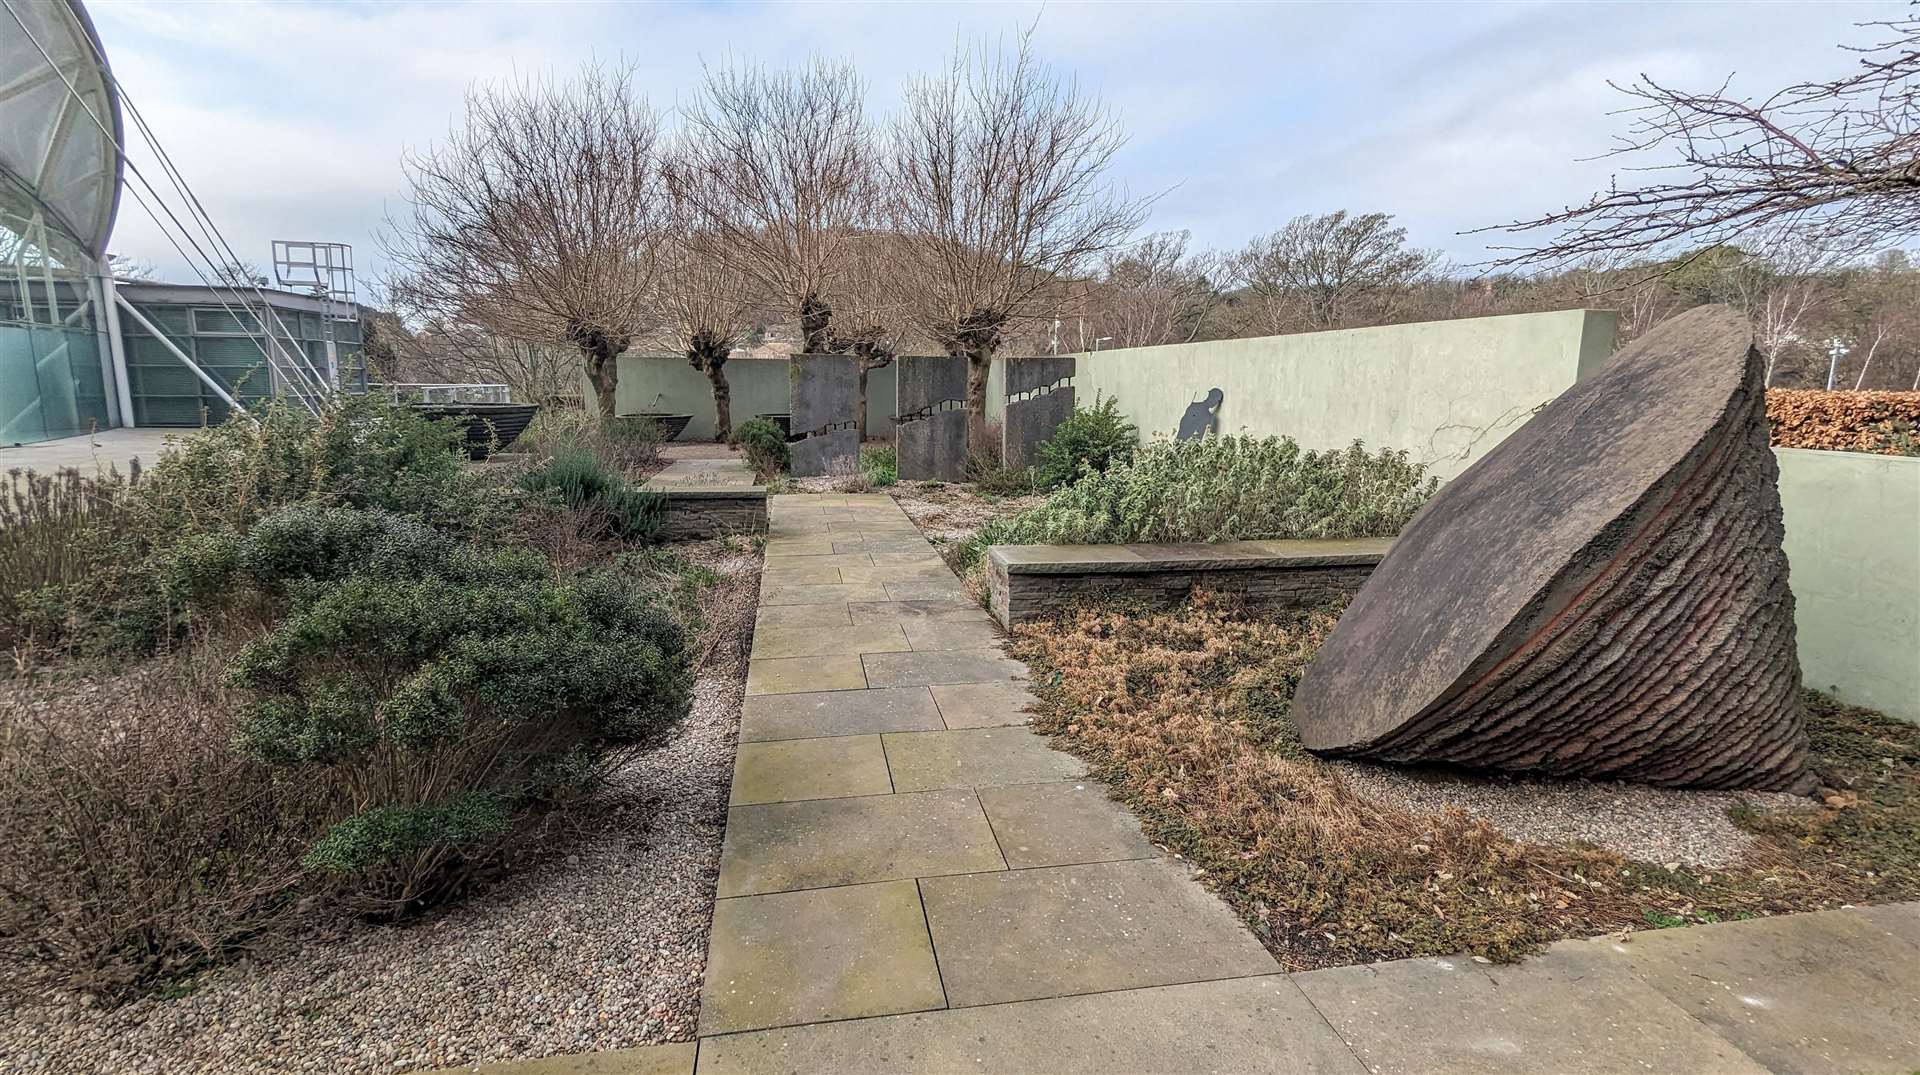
84, 0, 1889, 291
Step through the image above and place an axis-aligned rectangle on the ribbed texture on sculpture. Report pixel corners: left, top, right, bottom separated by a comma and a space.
1293, 305, 1811, 792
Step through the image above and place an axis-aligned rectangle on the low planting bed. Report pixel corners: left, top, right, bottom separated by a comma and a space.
986, 537, 1390, 628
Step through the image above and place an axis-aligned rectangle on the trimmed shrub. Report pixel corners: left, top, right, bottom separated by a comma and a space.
1768, 389, 1920, 455
1034, 394, 1137, 490
860, 445, 898, 487
518, 448, 664, 542
959, 436, 1437, 571
209, 505, 692, 915
734, 418, 790, 479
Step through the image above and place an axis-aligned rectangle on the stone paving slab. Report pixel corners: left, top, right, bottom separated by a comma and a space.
861, 647, 1026, 688
729, 736, 892, 806
882, 580, 973, 602
978, 780, 1158, 868
695, 975, 1365, 1075
1295, 940, 1771, 1075
744, 655, 867, 696
847, 600, 982, 623
426, 1042, 695, 1074
918, 858, 1280, 1007
882, 727, 1085, 791
756, 561, 844, 586
899, 617, 1005, 651
698, 881, 945, 1036
929, 681, 1038, 729
1582, 908, 1920, 1075
740, 687, 944, 742
747, 623, 910, 659
716, 789, 1005, 897
756, 583, 891, 606
761, 537, 834, 556
752, 602, 852, 630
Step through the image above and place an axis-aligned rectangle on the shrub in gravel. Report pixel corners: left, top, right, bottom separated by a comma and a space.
732, 418, 789, 479
0, 644, 340, 998
860, 445, 898, 487
1033, 393, 1137, 490
200, 505, 694, 916
518, 447, 664, 542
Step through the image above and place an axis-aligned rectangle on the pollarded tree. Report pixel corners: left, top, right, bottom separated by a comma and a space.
1232, 211, 1436, 334
657, 195, 757, 440
828, 227, 925, 440
889, 35, 1150, 455
1086, 230, 1226, 348
670, 58, 871, 355
383, 64, 667, 417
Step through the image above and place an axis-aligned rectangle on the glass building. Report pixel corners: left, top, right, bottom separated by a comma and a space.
2, 0, 364, 445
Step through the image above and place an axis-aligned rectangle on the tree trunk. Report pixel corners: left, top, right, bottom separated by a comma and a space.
707, 357, 732, 442
800, 293, 833, 354
583, 340, 619, 418
965, 348, 993, 460
855, 362, 869, 442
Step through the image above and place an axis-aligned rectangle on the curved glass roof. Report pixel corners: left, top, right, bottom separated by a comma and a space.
0, 0, 122, 258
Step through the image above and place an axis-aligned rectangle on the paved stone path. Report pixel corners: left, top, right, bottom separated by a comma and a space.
451, 493, 1920, 1074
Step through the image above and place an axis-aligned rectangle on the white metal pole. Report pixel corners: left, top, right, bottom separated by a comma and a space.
99, 274, 136, 428
115, 293, 244, 413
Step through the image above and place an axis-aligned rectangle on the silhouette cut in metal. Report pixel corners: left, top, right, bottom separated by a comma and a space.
1177, 388, 1223, 440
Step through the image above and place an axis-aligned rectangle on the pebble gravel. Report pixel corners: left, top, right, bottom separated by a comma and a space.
0, 547, 761, 1075
1331, 758, 1807, 869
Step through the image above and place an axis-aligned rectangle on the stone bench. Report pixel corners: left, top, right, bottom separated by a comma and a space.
985, 538, 1393, 628
644, 458, 768, 540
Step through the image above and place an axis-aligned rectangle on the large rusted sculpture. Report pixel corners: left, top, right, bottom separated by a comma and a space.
1293, 306, 1811, 792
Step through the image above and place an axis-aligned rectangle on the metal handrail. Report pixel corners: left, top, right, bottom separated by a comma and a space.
366, 383, 513, 404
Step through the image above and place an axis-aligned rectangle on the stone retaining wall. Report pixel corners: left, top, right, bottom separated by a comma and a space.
986, 539, 1391, 628
657, 489, 769, 540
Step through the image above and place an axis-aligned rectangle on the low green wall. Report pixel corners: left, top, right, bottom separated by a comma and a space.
1074, 309, 1617, 479
598, 355, 898, 442
1776, 448, 1920, 723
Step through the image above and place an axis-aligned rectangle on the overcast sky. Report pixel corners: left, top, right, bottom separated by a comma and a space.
88, 0, 1888, 295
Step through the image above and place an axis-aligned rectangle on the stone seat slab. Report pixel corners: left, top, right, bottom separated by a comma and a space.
740, 687, 944, 742
694, 975, 1365, 1074
918, 858, 1280, 1008
978, 780, 1159, 868
861, 647, 1026, 688
882, 727, 1084, 791
930, 681, 1039, 729
1295, 940, 1771, 1075
716, 789, 1006, 897
748, 623, 910, 660
698, 881, 945, 1036
729, 736, 892, 806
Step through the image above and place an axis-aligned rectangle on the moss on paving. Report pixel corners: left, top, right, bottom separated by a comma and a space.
1010, 594, 1920, 970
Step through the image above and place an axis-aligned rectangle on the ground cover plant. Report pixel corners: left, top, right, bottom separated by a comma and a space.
0, 398, 704, 999
860, 444, 898, 487
949, 435, 1437, 586
1011, 593, 1920, 969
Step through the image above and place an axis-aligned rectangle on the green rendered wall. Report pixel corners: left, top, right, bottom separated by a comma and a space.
607, 354, 897, 442
1073, 309, 1618, 479
1776, 448, 1920, 724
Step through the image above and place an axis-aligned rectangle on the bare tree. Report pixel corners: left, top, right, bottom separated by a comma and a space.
1085, 230, 1224, 348
827, 228, 925, 439
392, 320, 581, 404
670, 58, 870, 355
656, 192, 757, 440
1490, 16, 1920, 270
1232, 211, 1437, 334
383, 63, 667, 417
888, 36, 1148, 454
214, 259, 269, 288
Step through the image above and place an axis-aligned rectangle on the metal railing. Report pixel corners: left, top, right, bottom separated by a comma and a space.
366, 383, 513, 405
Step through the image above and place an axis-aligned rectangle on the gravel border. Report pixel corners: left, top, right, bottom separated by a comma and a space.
0, 543, 761, 1075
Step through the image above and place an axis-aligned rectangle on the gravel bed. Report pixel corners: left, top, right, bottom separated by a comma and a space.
0, 545, 761, 1075
888, 482, 1041, 546
1330, 759, 1807, 869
